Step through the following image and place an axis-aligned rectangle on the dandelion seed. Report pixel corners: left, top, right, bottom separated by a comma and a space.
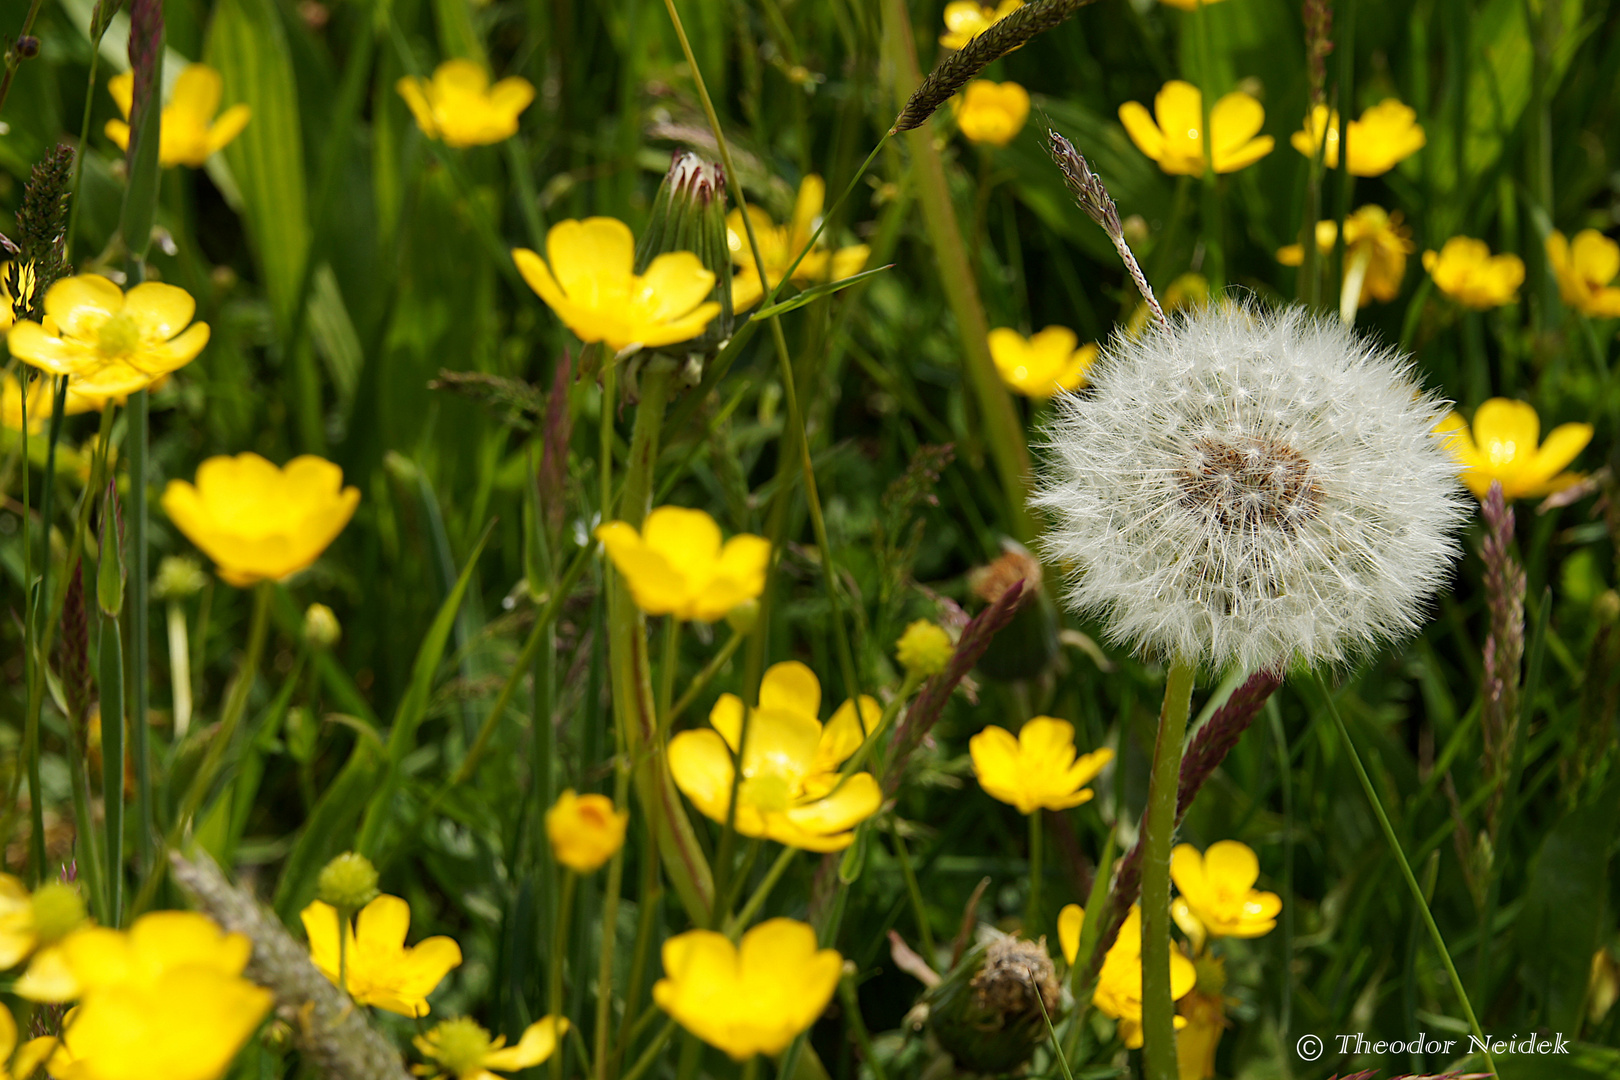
1033, 303, 1467, 673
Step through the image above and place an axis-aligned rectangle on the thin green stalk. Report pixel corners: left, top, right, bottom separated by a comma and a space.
1027, 809, 1043, 938
550, 870, 578, 1080
658, 618, 681, 725
839, 975, 888, 1080
594, 757, 633, 1080
613, 834, 662, 1074
620, 1018, 679, 1080
1141, 656, 1196, 1080
23, 378, 70, 885
337, 906, 349, 997
98, 609, 125, 924
1034, 979, 1076, 1080
889, 823, 937, 962
129, 385, 151, 878
68, 728, 109, 922
726, 845, 797, 935
665, 628, 745, 729
1315, 675, 1495, 1076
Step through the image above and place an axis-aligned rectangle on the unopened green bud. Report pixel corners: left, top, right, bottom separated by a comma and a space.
425, 1017, 496, 1075
284, 706, 318, 764
96, 482, 126, 617
636, 152, 733, 351
926, 932, 1060, 1074
153, 555, 208, 601
304, 603, 341, 649
1595, 589, 1620, 626
31, 882, 87, 945
316, 851, 379, 913
725, 598, 759, 635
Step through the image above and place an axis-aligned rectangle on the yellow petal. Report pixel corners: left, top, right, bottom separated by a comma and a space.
483, 1016, 568, 1070
790, 175, 828, 251
547, 218, 636, 304
170, 64, 224, 126
1202, 839, 1261, 892
1058, 904, 1084, 964
638, 252, 718, 323
122, 281, 197, 342
397, 76, 440, 139
105, 118, 132, 152
817, 696, 880, 770
8, 321, 93, 375
643, 505, 724, 565
108, 71, 135, 118
1214, 134, 1274, 174
206, 104, 253, 156
1519, 422, 1593, 495
669, 729, 741, 826
758, 660, 821, 721
300, 901, 345, 976
785, 772, 882, 835
44, 274, 124, 339
1118, 100, 1166, 163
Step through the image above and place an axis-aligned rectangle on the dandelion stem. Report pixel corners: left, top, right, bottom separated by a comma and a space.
1140, 655, 1195, 1080
1314, 673, 1496, 1077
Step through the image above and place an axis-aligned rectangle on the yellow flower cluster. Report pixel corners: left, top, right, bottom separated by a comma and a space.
939, 0, 1022, 50
955, 80, 1031, 147
1276, 205, 1413, 305
1169, 841, 1282, 950
970, 716, 1113, 814
1423, 237, 1525, 309
106, 63, 251, 168
162, 452, 360, 587
1290, 100, 1425, 176
301, 893, 462, 1017
1547, 229, 1620, 317
596, 506, 770, 622
8, 275, 210, 398
397, 59, 535, 148
1121, 81, 1274, 176
669, 661, 883, 851
1059, 905, 1196, 1048
728, 176, 870, 311
988, 325, 1097, 397
547, 789, 629, 873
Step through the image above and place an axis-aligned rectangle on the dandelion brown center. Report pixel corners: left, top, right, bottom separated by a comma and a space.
1178, 435, 1321, 533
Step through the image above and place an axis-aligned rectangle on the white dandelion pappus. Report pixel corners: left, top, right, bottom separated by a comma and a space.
1034, 302, 1468, 673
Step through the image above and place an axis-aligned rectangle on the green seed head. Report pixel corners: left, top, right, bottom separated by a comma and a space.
428, 1016, 494, 1074
30, 882, 87, 945
316, 852, 379, 913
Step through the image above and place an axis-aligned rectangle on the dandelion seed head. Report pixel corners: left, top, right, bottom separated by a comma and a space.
1033, 302, 1467, 673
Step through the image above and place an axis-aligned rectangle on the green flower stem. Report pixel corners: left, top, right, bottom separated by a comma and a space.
838, 974, 888, 1080
1315, 674, 1496, 1078
664, 627, 745, 731
67, 689, 109, 922
606, 359, 714, 922
725, 845, 797, 936
889, 823, 937, 962
128, 384, 151, 883
594, 753, 633, 1080
882, 0, 1035, 544
1140, 655, 1196, 1080
550, 869, 578, 1080
98, 607, 125, 924
620, 1018, 680, 1080
1028, 809, 1044, 938
658, 617, 681, 726
614, 830, 663, 1074
336, 905, 349, 998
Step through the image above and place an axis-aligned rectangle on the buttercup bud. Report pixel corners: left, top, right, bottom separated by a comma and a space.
316, 851, 379, 913
152, 555, 208, 600
546, 789, 629, 873
304, 603, 340, 649
895, 619, 953, 678
30, 882, 87, 945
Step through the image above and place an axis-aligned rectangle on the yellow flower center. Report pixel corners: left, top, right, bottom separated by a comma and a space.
741, 769, 795, 813
96, 312, 142, 358
430, 1017, 494, 1075
30, 882, 87, 945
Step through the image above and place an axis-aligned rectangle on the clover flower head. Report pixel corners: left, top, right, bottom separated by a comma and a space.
545, 789, 629, 873
970, 717, 1113, 814
668, 661, 882, 851
1057, 905, 1196, 1048
302, 895, 462, 1017
413, 1015, 566, 1080
1546, 229, 1620, 317
1033, 302, 1467, 673
939, 0, 1023, 50
1169, 840, 1281, 945
1423, 237, 1525, 309
7, 274, 210, 398
1120, 81, 1274, 177
1291, 100, 1425, 176
954, 80, 1031, 147
516, 218, 722, 351
397, 59, 534, 148
653, 918, 841, 1060
988, 325, 1096, 397
107, 63, 251, 168
1437, 398, 1593, 501
895, 619, 954, 677
726, 175, 869, 311
595, 506, 770, 621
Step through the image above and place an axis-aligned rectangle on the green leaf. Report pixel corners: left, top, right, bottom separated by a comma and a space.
751, 264, 893, 319
1512, 780, 1620, 1032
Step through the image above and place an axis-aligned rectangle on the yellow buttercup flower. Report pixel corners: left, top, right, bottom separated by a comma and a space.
895, 619, 954, 678
1159, 0, 1227, 9
727, 176, 870, 312
595, 506, 770, 622
1119, 81, 1274, 177
545, 789, 629, 873
413, 1016, 567, 1080
1437, 398, 1593, 501
988, 326, 1097, 397
106, 63, 251, 168
1058, 905, 1196, 1048
396, 59, 534, 148
514, 218, 721, 351
1276, 205, 1413, 305
48, 910, 272, 1080
970, 717, 1113, 815
939, 0, 1022, 49
1546, 229, 1620, 317
1169, 841, 1281, 943
0, 1002, 56, 1080
954, 80, 1030, 147
668, 661, 883, 851
1290, 100, 1425, 176
654, 918, 841, 1060
1422, 237, 1525, 309
7, 274, 210, 397
301, 894, 462, 1017
162, 453, 360, 587
0, 877, 88, 1002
